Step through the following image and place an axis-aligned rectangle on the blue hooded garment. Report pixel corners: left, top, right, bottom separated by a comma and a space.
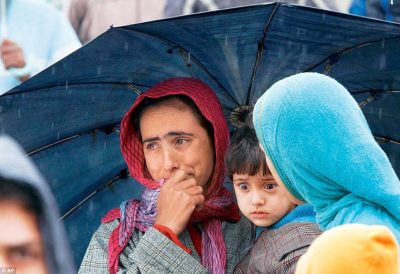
0, 135, 76, 274
253, 72, 400, 241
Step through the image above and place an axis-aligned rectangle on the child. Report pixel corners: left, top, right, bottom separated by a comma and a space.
226, 124, 321, 274
253, 72, 400, 241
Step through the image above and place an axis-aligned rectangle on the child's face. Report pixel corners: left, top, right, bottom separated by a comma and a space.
233, 171, 296, 227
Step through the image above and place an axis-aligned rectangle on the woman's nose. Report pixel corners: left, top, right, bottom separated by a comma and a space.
162, 147, 179, 171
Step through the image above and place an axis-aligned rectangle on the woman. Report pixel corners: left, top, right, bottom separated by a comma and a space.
253, 72, 400, 241
79, 77, 253, 273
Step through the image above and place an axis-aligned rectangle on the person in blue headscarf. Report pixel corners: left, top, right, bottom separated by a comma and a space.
253, 72, 400, 241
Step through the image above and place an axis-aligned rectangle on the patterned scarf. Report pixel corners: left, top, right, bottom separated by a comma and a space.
104, 77, 240, 274
118, 188, 160, 245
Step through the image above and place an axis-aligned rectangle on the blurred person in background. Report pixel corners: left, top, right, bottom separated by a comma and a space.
349, 0, 400, 22
164, 0, 350, 17
37, 0, 66, 11
68, 0, 166, 44
295, 224, 399, 274
0, 135, 75, 274
0, 0, 81, 95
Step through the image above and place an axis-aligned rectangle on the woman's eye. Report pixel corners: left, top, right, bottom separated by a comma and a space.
265, 183, 277, 190
146, 143, 158, 150
175, 138, 188, 145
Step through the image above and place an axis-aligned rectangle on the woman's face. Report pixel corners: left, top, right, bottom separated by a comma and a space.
139, 99, 215, 190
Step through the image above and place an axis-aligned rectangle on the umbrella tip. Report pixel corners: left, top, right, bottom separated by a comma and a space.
230, 105, 253, 129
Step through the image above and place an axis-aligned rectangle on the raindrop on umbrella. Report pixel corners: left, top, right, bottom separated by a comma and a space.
97, 66, 102, 76
380, 54, 386, 70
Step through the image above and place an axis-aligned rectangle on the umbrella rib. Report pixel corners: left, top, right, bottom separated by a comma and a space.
355, 88, 386, 108
245, 2, 280, 105
127, 83, 143, 95
27, 135, 81, 156
351, 91, 400, 146
6, 81, 152, 95
358, 95, 376, 109
305, 35, 400, 73
351, 89, 398, 95
27, 124, 120, 156
374, 135, 400, 145
59, 169, 128, 221
119, 27, 240, 108
8, 80, 237, 111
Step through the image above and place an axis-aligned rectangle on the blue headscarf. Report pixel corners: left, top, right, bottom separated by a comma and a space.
253, 72, 400, 241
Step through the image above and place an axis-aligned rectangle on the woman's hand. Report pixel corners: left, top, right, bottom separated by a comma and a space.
155, 169, 204, 235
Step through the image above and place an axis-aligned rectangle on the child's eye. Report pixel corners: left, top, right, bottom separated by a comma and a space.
239, 183, 248, 191
264, 183, 277, 191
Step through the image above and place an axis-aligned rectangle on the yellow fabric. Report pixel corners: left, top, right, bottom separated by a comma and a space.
295, 224, 399, 274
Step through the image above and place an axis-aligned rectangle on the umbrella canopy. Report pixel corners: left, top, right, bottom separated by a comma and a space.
1, 2, 400, 265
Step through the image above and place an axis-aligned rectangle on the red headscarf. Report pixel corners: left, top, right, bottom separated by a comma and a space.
106, 77, 240, 274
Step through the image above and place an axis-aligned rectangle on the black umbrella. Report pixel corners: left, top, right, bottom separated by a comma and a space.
1, 2, 399, 265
